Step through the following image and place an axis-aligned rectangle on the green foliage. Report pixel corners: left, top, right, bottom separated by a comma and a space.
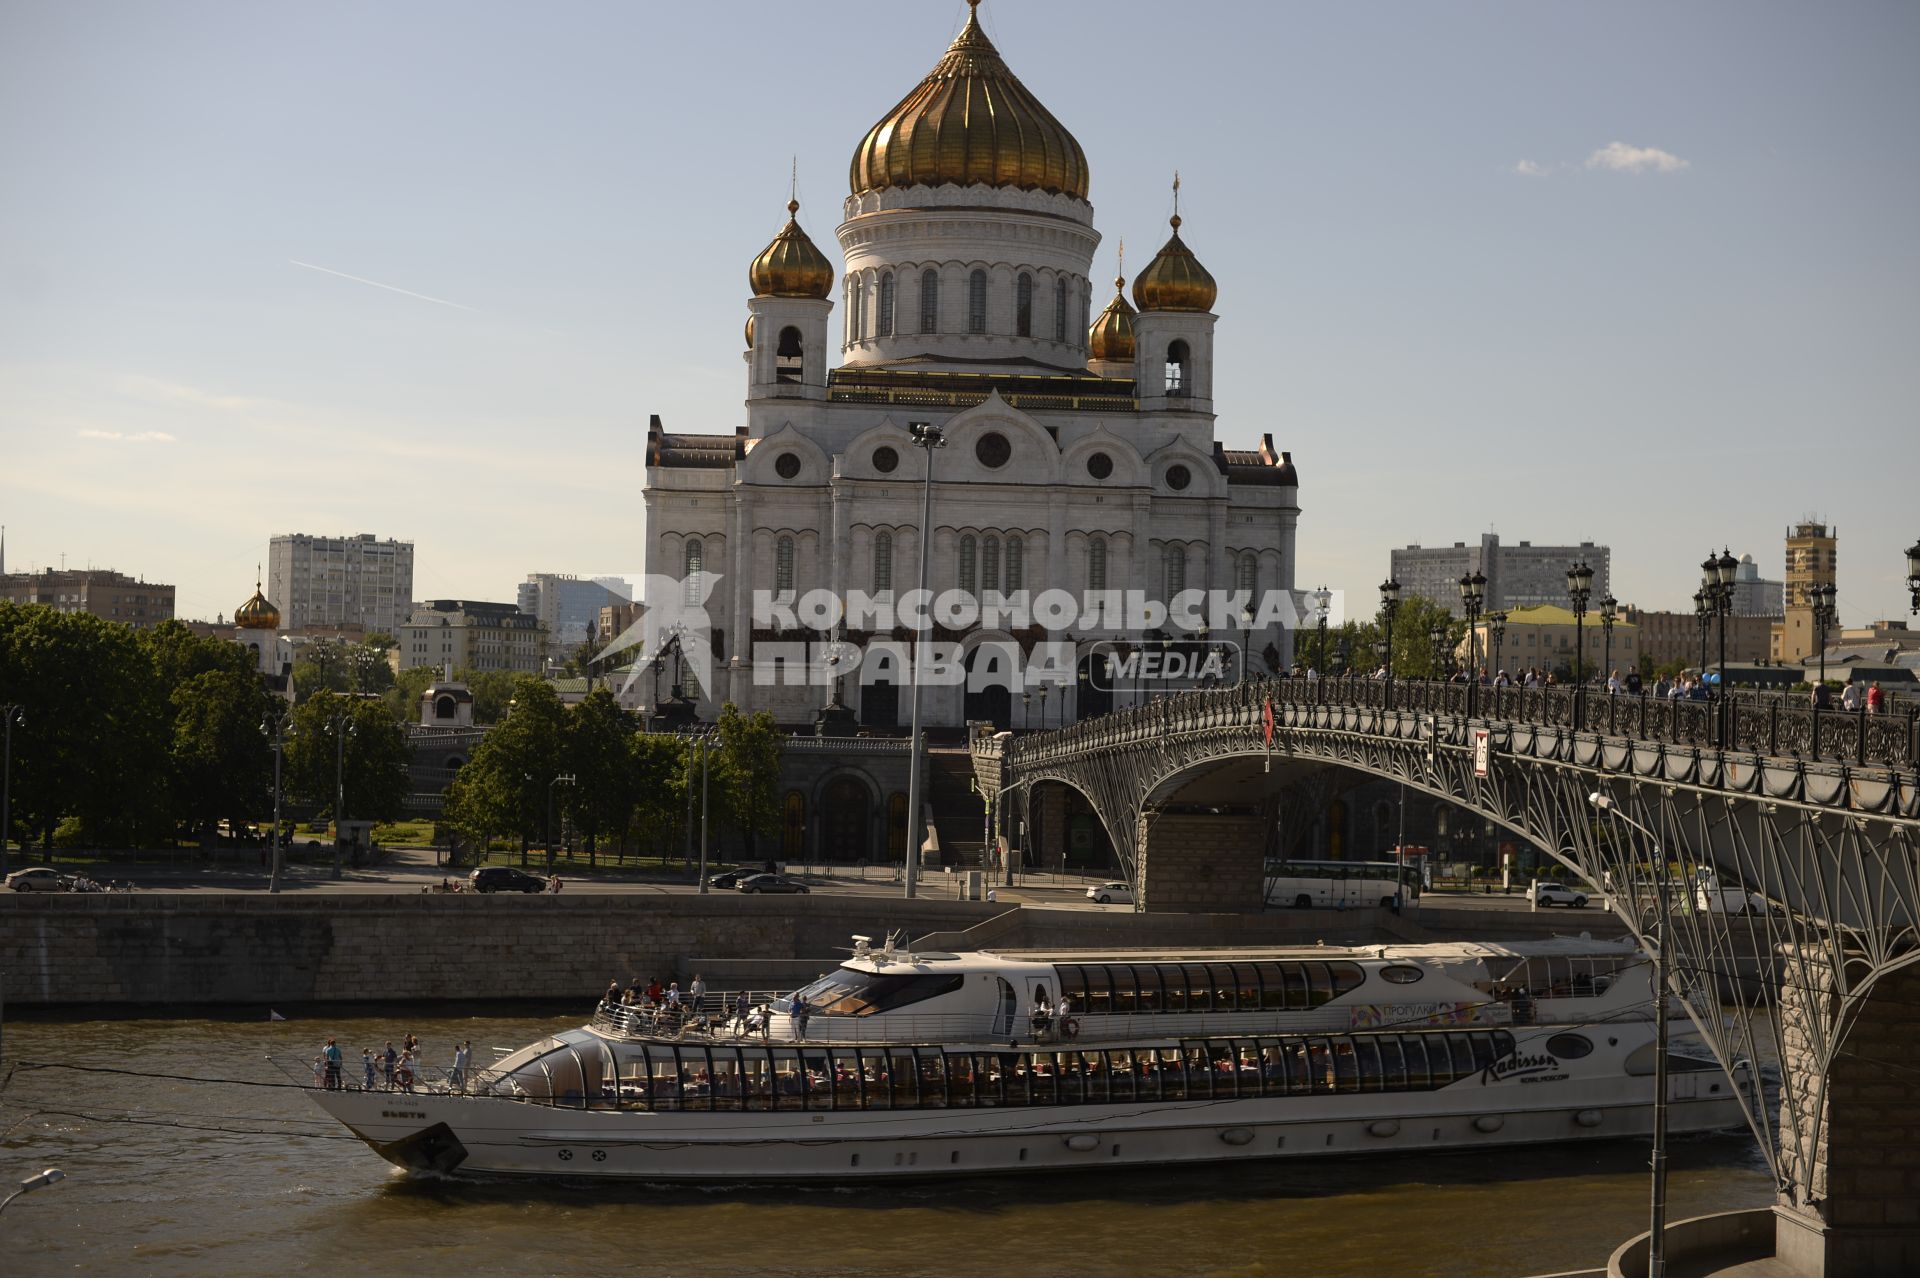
1318, 594, 1465, 681
441, 676, 566, 846
565, 688, 637, 853
711, 702, 782, 860
138, 621, 278, 839
629, 731, 689, 853
284, 693, 411, 824
385, 664, 436, 722
291, 639, 395, 702
459, 667, 523, 724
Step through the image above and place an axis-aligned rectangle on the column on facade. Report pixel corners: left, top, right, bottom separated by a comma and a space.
1208, 499, 1229, 596
728, 487, 752, 712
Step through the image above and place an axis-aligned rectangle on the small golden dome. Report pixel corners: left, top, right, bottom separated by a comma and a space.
1133, 214, 1218, 313
745, 314, 756, 349
235, 583, 280, 631
850, 1, 1089, 200
1088, 275, 1136, 362
749, 199, 833, 299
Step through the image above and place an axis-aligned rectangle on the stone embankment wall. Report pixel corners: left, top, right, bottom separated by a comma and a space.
0, 895, 1012, 1008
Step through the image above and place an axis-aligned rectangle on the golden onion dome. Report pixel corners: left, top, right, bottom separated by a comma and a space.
235, 583, 280, 631
1133, 214, 1218, 313
749, 199, 834, 299
850, 0, 1089, 200
745, 313, 755, 349
1088, 275, 1136, 362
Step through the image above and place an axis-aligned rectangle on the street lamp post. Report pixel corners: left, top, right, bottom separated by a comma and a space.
0, 1168, 67, 1216
1589, 790, 1672, 1278
1458, 571, 1485, 714
1379, 579, 1402, 708
262, 706, 289, 893
1333, 636, 1350, 677
1566, 562, 1594, 727
1240, 605, 1255, 684
1600, 595, 1618, 692
1312, 586, 1332, 675
1, 703, 23, 879
1489, 611, 1508, 682
902, 420, 946, 899
1693, 589, 1710, 675
546, 773, 576, 871
1038, 683, 1051, 731
330, 709, 355, 881
1812, 583, 1837, 692
1701, 549, 1736, 740
1428, 622, 1449, 680
1907, 540, 1920, 614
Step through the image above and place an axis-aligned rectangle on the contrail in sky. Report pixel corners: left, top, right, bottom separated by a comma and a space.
288, 259, 480, 311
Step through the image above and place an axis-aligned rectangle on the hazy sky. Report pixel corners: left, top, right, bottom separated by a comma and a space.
2, 1, 1914, 626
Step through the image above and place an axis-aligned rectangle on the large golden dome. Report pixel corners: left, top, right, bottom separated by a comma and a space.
1133, 213, 1217, 313
749, 199, 834, 299
849, 1, 1089, 200
1088, 275, 1136, 362
235, 582, 280, 631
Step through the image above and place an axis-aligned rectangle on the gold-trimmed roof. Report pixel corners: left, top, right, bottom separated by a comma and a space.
1088, 275, 1136, 362
749, 199, 834, 299
235, 583, 280, 630
849, 1, 1089, 199
1133, 214, 1217, 313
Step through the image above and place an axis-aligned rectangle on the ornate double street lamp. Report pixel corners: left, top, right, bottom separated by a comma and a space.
1693, 588, 1711, 674
902, 419, 946, 899
1811, 582, 1838, 692
1, 702, 24, 879
1312, 586, 1332, 675
1701, 548, 1737, 739
1239, 604, 1255, 684
1428, 621, 1449, 679
1458, 570, 1486, 714
1566, 562, 1594, 727
1600, 594, 1618, 691
1905, 539, 1920, 613
1333, 636, 1351, 677
1488, 610, 1508, 683
1378, 579, 1402, 708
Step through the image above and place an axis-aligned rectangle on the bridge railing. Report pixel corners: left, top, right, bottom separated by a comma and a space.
1006, 676, 1917, 771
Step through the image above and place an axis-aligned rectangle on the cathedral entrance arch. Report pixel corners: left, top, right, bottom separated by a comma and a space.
820, 777, 872, 862
963, 643, 1013, 730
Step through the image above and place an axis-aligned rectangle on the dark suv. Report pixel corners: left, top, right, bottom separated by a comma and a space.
469, 867, 547, 894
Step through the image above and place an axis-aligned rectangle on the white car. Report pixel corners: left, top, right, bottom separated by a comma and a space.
1533, 880, 1589, 908
1697, 884, 1775, 916
5, 867, 70, 893
1086, 881, 1133, 905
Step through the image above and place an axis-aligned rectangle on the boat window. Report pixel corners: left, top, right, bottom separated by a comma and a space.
1208, 1042, 1238, 1096
649, 1046, 684, 1110
1158, 966, 1188, 1013
1054, 1052, 1082, 1105
853, 1048, 887, 1109
1401, 1035, 1431, 1090
677, 1046, 714, 1112
972, 1053, 1001, 1106
945, 1052, 977, 1108
1028, 1053, 1057, 1105
1467, 1033, 1500, 1074
1110, 965, 1138, 1014
787, 970, 966, 1017
1282, 1040, 1313, 1094
1233, 964, 1262, 1009
1106, 1050, 1136, 1101
1380, 964, 1424, 985
1283, 964, 1310, 1009
1082, 1052, 1109, 1103
830, 1049, 863, 1109
1623, 1042, 1658, 1076
916, 1049, 948, 1109
1354, 1038, 1384, 1092
1329, 962, 1366, 1000
1332, 1040, 1361, 1093
1135, 965, 1163, 1013
890, 1050, 918, 1108
772, 1051, 805, 1110
999, 1052, 1028, 1104
1156, 1047, 1185, 1100
1082, 966, 1113, 1015
1306, 964, 1334, 1006
1546, 1033, 1594, 1060
1305, 1040, 1333, 1093
1181, 1045, 1212, 1099
710, 1048, 742, 1111
742, 1049, 772, 1111
1185, 967, 1215, 1013
1376, 1037, 1407, 1091
1257, 963, 1289, 1010
1060, 966, 1087, 1013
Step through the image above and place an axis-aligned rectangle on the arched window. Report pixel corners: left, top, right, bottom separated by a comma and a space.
1080, 284, 1091, 340
1236, 551, 1257, 597
920, 269, 939, 333
1006, 535, 1025, 591
873, 531, 893, 593
1054, 276, 1068, 342
968, 269, 987, 334
852, 278, 865, 343
958, 534, 977, 594
684, 539, 704, 604
843, 278, 853, 346
878, 272, 895, 338
1164, 543, 1186, 599
1088, 537, 1108, 591
774, 535, 795, 596
982, 535, 1002, 592
1167, 339, 1191, 394
1016, 273, 1033, 337
775, 326, 803, 383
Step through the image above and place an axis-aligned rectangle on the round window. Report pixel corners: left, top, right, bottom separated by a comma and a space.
774, 452, 801, 479
1086, 451, 1113, 480
1380, 965, 1424, 985
872, 446, 899, 474
1545, 1033, 1594, 1060
1165, 464, 1191, 491
975, 432, 1011, 469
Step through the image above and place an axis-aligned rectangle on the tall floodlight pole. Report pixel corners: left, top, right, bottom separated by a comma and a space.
903, 420, 946, 899
1589, 790, 1670, 1278
1, 704, 24, 879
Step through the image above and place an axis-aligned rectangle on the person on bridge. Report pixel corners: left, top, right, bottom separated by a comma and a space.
1841, 681, 1863, 711
1813, 681, 1834, 709
1867, 681, 1886, 714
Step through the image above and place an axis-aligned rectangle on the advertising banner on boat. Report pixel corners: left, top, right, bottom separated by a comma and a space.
1348, 1002, 1480, 1029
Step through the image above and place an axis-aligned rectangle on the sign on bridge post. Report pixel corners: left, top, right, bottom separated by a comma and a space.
1472, 728, 1491, 779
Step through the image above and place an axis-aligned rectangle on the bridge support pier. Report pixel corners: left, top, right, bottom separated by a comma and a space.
1136, 810, 1266, 912
1774, 959, 1920, 1276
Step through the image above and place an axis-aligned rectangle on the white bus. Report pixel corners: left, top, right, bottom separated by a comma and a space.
1265, 859, 1419, 910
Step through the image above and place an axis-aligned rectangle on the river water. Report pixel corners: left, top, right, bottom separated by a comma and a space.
1, 1009, 1774, 1277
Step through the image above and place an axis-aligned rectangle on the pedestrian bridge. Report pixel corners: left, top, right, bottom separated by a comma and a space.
973, 678, 1920, 1276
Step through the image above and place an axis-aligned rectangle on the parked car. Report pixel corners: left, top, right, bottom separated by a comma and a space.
707, 870, 751, 890
736, 874, 809, 895
468, 867, 547, 894
1532, 880, 1590, 908
1086, 881, 1134, 905
1697, 883, 1776, 916
5, 867, 69, 893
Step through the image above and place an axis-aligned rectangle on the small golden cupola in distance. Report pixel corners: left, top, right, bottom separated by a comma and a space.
1133, 177, 1217, 313
749, 199, 834, 300
1088, 244, 1136, 364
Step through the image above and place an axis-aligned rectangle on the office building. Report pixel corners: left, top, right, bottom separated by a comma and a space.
1390, 535, 1610, 617
267, 533, 415, 635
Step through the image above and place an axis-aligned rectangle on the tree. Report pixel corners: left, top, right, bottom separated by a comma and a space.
168, 667, 276, 839
711, 702, 781, 862
441, 675, 565, 855
285, 694, 410, 825
627, 731, 689, 858
1323, 595, 1464, 681
0, 604, 170, 851
292, 639, 394, 702
566, 687, 637, 859
460, 667, 523, 724
385, 664, 435, 723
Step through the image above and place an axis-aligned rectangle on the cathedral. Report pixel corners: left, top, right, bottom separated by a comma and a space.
642, 2, 1300, 731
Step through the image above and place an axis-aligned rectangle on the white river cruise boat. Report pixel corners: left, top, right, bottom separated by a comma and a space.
289, 936, 1749, 1181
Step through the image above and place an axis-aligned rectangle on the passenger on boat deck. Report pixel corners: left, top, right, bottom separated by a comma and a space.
743, 1006, 767, 1038
666, 981, 682, 1008
793, 994, 812, 1040
396, 1050, 416, 1091
383, 1041, 397, 1087
647, 978, 664, 1005
1056, 995, 1074, 1039
732, 990, 751, 1030
605, 980, 620, 1006
689, 974, 707, 1014
362, 1048, 376, 1090
322, 1037, 343, 1090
